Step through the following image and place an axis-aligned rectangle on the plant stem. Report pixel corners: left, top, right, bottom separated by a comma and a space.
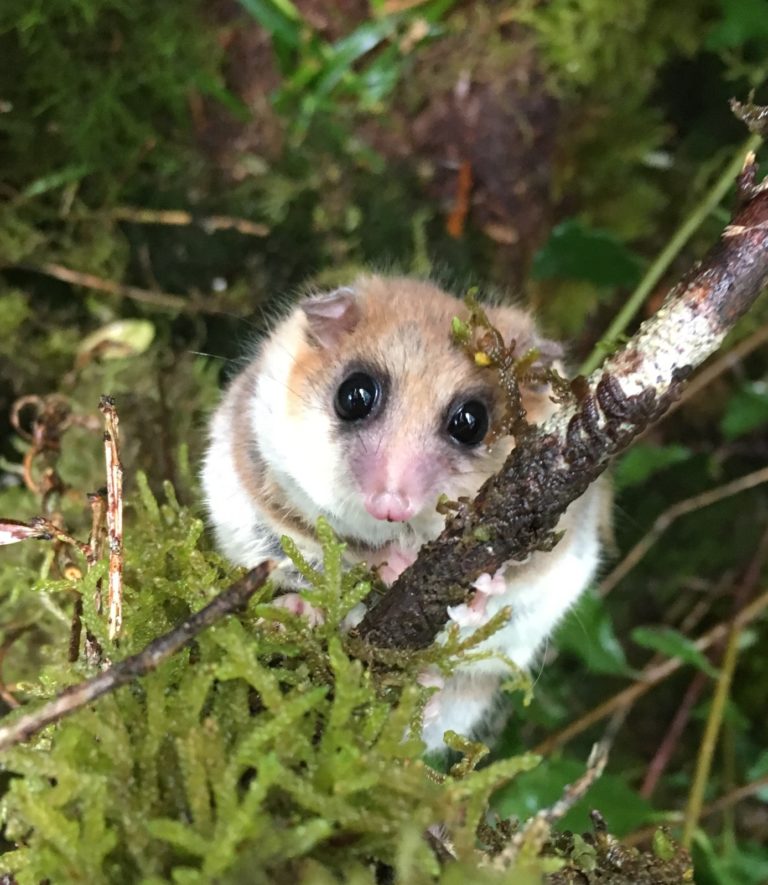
581, 132, 763, 375
681, 622, 742, 848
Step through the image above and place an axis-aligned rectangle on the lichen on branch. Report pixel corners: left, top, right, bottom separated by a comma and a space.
358, 155, 768, 651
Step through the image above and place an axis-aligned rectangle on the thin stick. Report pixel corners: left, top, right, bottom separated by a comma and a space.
639, 516, 768, 798
0, 563, 274, 753
87, 489, 107, 564
533, 586, 768, 756
99, 398, 124, 641
492, 712, 623, 870
624, 774, 768, 848
21, 263, 190, 312
599, 465, 768, 597
640, 671, 707, 798
580, 132, 763, 375
702, 775, 768, 819
25, 517, 93, 561
109, 206, 269, 237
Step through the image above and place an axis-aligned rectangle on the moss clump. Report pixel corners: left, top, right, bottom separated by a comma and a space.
0, 0, 219, 190
0, 462, 547, 882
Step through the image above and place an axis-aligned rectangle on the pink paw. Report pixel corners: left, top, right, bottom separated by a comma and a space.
471, 569, 507, 597
368, 544, 418, 585
446, 602, 486, 627
447, 567, 508, 627
272, 593, 325, 627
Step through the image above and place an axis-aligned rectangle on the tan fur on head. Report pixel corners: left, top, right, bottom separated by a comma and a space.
201, 273, 608, 753
291, 274, 559, 435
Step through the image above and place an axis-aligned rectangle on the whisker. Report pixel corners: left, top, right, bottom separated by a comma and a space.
188, 350, 235, 362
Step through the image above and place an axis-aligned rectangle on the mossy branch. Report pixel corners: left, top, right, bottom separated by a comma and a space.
358, 150, 768, 651
0, 562, 274, 752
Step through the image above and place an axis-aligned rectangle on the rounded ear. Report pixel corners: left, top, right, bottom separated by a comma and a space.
301, 287, 360, 348
529, 333, 564, 365
486, 304, 563, 366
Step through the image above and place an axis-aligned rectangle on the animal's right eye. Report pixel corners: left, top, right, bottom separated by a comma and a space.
334, 372, 380, 421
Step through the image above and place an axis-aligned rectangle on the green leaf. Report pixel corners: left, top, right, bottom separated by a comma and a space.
21, 162, 93, 198
706, 0, 768, 49
532, 219, 644, 288
555, 589, 632, 677
237, 0, 303, 48
492, 757, 653, 836
694, 833, 768, 885
720, 383, 768, 440
613, 443, 693, 491
631, 627, 719, 678
311, 19, 398, 100
77, 319, 156, 362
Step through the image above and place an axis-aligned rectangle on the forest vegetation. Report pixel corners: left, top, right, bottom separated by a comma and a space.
1, 0, 768, 881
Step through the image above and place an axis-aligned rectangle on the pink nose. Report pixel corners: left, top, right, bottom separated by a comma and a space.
365, 491, 415, 522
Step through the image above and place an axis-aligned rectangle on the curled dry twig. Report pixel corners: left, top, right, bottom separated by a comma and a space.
0, 562, 274, 753
358, 151, 768, 651
10, 394, 90, 504
1, 395, 125, 653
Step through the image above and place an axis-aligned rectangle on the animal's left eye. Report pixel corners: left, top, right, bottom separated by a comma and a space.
447, 400, 489, 446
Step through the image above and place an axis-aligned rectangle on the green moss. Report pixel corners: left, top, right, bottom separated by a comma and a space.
0, 0, 220, 192
0, 462, 547, 882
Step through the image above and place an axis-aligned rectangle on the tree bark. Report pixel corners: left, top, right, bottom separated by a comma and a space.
358, 157, 768, 651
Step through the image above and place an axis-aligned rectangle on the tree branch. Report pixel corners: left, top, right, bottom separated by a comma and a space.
358, 153, 768, 650
0, 562, 273, 752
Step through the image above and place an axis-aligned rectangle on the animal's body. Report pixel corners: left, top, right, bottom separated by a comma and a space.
202, 275, 606, 751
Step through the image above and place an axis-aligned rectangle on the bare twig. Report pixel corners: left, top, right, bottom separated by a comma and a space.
625, 774, 768, 848
641, 527, 768, 798
359, 154, 768, 651
0, 563, 274, 753
99, 397, 124, 641
492, 712, 623, 870
10, 394, 74, 501
0, 519, 53, 546
108, 206, 269, 237
533, 586, 768, 756
87, 489, 107, 563
702, 775, 768, 819
679, 525, 768, 846
19, 262, 190, 312
640, 672, 707, 799
28, 517, 93, 562
599, 465, 768, 597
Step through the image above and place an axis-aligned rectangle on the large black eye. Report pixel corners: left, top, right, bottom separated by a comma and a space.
447, 400, 489, 446
335, 372, 380, 421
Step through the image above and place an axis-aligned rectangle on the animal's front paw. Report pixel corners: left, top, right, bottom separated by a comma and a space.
368, 544, 418, 585
272, 592, 325, 627
471, 568, 508, 597
447, 566, 509, 627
